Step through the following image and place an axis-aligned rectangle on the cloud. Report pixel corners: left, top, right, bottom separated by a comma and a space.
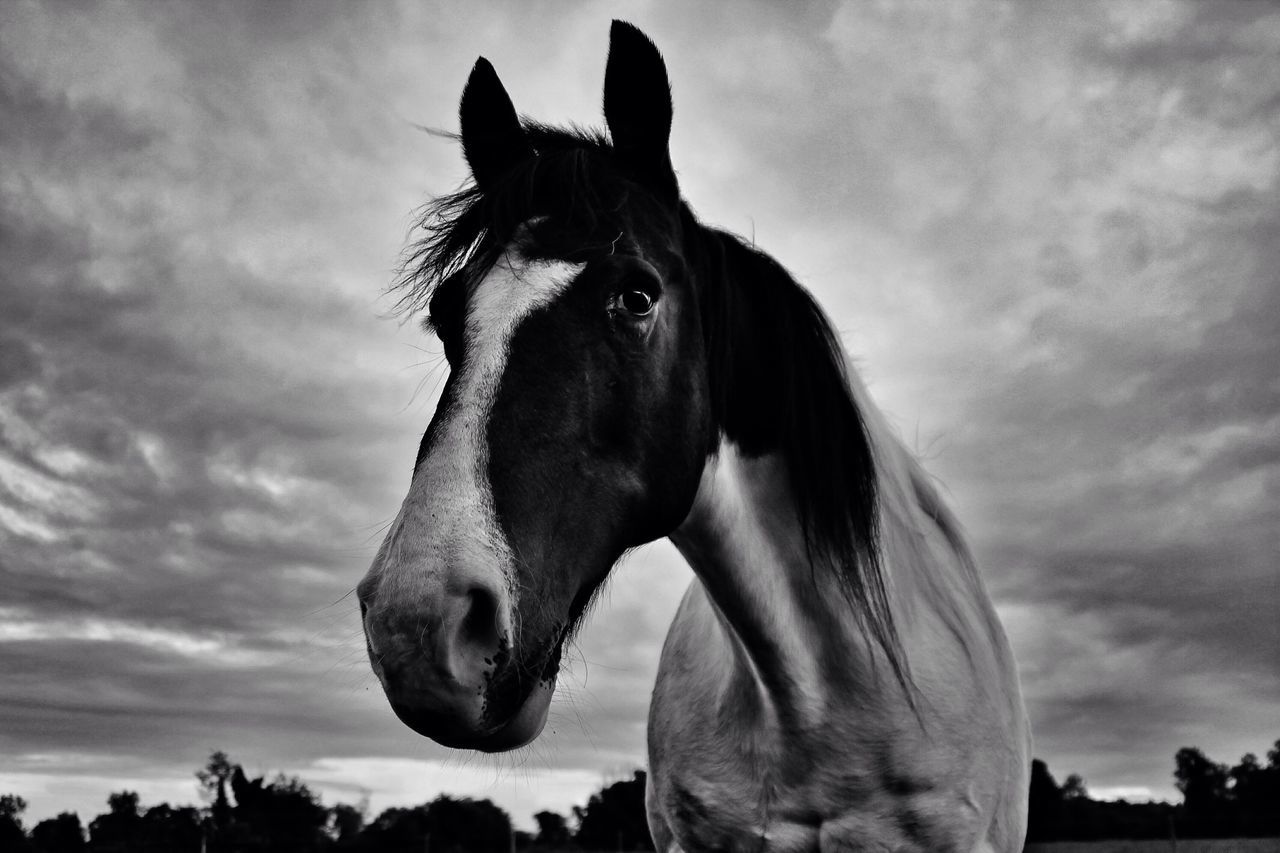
0, 758, 204, 830
810, 0, 1280, 795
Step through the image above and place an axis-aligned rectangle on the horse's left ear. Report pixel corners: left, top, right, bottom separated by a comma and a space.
603, 21, 677, 201
460, 57, 534, 192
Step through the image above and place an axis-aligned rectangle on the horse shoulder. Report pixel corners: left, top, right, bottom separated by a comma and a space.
648, 580, 775, 849
647, 578, 728, 784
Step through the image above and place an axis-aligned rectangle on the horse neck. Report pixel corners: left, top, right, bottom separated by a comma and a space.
847, 365, 997, 651
669, 441, 890, 726
670, 224, 988, 723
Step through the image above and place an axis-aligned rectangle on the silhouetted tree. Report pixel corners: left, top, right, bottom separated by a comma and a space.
1174, 746, 1228, 810
1230, 754, 1263, 801
137, 803, 202, 852
423, 795, 512, 853
88, 790, 143, 852
231, 767, 329, 853
328, 802, 365, 848
0, 794, 28, 821
1025, 757, 1188, 842
359, 797, 512, 853
573, 770, 652, 851
359, 805, 430, 853
1061, 773, 1088, 800
108, 794, 138, 817
1174, 745, 1229, 836
8, 736, 1273, 850
31, 813, 86, 853
1227, 746, 1280, 837
534, 810, 571, 847
1264, 740, 1280, 835
197, 751, 235, 834
1, 795, 32, 851
1025, 759, 1062, 842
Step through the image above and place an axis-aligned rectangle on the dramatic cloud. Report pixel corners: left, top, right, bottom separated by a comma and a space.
1, 0, 1276, 828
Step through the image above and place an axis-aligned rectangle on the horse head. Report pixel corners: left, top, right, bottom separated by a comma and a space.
356, 22, 714, 750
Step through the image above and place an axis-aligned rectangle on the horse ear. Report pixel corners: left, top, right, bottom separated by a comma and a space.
460, 57, 533, 192
603, 21, 677, 200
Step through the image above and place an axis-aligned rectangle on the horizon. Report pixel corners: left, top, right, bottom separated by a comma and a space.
11, 740, 1266, 827
1, 0, 1277, 833
7, 739, 1273, 834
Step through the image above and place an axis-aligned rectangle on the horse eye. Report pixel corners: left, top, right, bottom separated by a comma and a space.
618, 288, 656, 316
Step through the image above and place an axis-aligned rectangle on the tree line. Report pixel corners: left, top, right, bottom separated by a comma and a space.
1027, 738, 1280, 842
0, 751, 652, 853
1, 737, 1275, 852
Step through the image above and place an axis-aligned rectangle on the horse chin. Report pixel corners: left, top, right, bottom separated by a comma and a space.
425, 678, 556, 753
479, 678, 556, 752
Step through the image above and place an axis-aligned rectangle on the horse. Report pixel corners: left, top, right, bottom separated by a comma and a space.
356, 21, 1031, 852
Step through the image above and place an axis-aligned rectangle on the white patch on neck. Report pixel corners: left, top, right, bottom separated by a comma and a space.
671, 440, 827, 716
378, 249, 585, 599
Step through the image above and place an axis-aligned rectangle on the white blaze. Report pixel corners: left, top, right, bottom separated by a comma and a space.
376, 250, 584, 602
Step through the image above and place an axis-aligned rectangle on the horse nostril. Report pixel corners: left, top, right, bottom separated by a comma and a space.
461, 585, 502, 651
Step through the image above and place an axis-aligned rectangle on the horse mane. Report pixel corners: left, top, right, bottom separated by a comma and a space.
690, 226, 912, 693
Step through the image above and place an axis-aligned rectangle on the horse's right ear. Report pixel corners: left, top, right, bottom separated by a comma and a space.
460, 57, 533, 192
603, 21, 677, 201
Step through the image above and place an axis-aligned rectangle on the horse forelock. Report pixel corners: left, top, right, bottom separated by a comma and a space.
393, 123, 674, 326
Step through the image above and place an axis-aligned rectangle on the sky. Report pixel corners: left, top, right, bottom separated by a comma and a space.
1, 0, 1277, 832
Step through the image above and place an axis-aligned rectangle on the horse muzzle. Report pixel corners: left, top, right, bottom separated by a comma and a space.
356, 565, 553, 751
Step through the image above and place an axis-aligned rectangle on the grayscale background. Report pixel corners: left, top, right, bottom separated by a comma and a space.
1, 0, 1276, 830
